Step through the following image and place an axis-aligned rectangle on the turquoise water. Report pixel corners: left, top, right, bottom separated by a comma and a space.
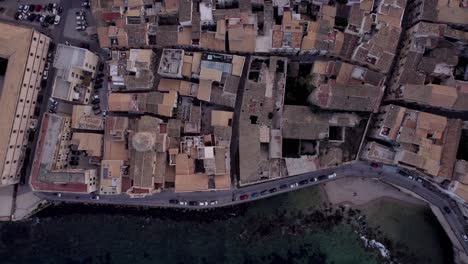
0, 186, 452, 264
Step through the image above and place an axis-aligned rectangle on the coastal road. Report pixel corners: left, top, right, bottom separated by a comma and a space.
36, 161, 468, 255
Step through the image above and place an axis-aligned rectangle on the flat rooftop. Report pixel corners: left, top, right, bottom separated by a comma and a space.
0, 23, 34, 180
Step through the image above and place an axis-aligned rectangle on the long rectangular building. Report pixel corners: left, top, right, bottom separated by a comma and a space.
0, 23, 51, 186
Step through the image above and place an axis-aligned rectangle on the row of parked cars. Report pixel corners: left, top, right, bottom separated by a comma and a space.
75, 10, 87, 31
15, 3, 62, 27
91, 71, 105, 115
239, 173, 337, 200
169, 200, 218, 206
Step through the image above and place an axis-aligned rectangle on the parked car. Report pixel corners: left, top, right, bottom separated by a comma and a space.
18, 5, 24, 12
398, 170, 410, 177
198, 201, 208, 206
35, 4, 42, 12
55, 193, 62, 197
75, 10, 85, 16
279, 184, 288, 190
168, 199, 179, 204
91, 95, 100, 104
29, 119, 38, 131
310, 177, 318, 183
462, 234, 468, 242
95, 78, 103, 84
416, 177, 424, 184
23, 5, 29, 12
317, 175, 327, 181
35, 15, 42, 22
90, 195, 100, 200
79, 42, 90, 49
58, 6, 63, 14
70, 156, 79, 161
328, 173, 337, 179
101, 110, 107, 117
178, 201, 187, 206
72, 150, 81, 156
269, 188, 277, 193
76, 25, 86, 31
98, 63, 104, 71
39, 15, 46, 23
14, 12, 21, 20
97, 73, 105, 78
209, 200, 218, 205
50, 98, 58, 106
93, 108, 102, 115
251, 192, 259, 198
46, 3, 54, 12
82, 1, 90, 8
290, 183, 299, 188
188, 201, 198, 206
54, 15, 61, 25
94, 84, 102, 89
28, 4, 35, 12
42, 70, 49, 80
299, 180, 308, 186
370, 162, 380, 168
239, 194, 249, 200
28, 13, 36, 22
92, 104, 100, 110
443, 206, 451, 214
69, 160, 78, 166
46, 15, 55, 24
76, 15, 85, 20
76, 20, 87, 26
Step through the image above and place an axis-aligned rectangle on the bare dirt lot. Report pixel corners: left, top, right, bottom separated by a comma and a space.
321, 177, 425, 207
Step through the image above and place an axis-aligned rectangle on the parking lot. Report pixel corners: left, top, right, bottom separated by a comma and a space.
63, 7, 94, 42
1, 1, 63, 30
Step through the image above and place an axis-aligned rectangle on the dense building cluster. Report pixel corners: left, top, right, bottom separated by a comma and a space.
0, 0, 467, 205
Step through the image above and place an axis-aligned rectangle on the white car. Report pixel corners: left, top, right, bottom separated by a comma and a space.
198, 201, 208, 206
462, 234, 468, 242
210, 200, 218, 205
42, 70, 48, 80
54, 15, 61, 25
102, 110, 107, 117
29, 119, 38, 131
76, 26, 87, 31
76, 20, 87, 26
39, 15, 45, 23
76, 16, 85, 20
328, 173, 337, 179
179, 201, 187, 206
90, 195, 100, 200
290, 183, 299, 188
